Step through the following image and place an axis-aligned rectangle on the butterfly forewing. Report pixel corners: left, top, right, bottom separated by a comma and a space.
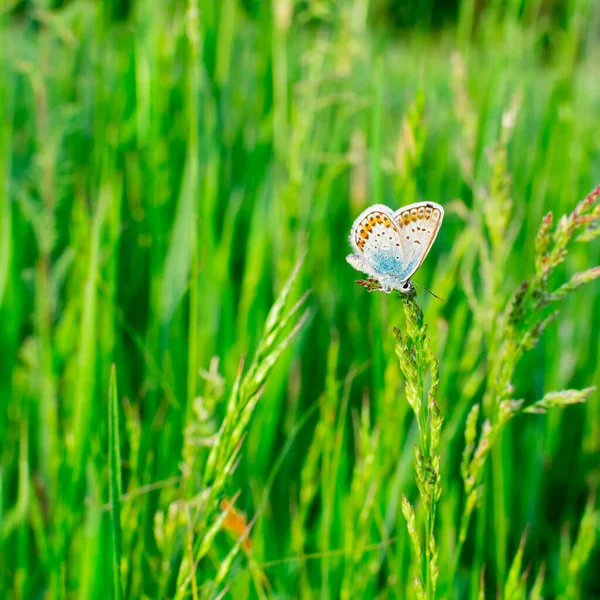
392, 202, 444, 279
351, 204, 403, 257
349, 204, 413, 280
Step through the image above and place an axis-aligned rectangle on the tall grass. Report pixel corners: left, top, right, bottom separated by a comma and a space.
1, 0, 599, 598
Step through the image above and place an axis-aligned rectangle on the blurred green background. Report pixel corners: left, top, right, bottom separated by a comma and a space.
1, 0, 599, 598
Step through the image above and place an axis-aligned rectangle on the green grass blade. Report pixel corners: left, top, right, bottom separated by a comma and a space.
108, 365, 123, 600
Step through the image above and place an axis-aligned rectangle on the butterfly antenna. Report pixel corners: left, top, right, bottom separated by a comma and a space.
413, 281, 446, 303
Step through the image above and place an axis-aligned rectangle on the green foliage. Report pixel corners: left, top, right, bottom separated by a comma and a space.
503, 532, 527, 600
557, 497, 597, 600
108, 366, 123, 600
1, 1, 600, 599
395, 295, 442, 599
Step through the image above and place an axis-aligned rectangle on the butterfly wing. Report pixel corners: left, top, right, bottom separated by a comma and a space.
347, 204, 414, 280
346, 253, 379, 278
392, 201, 444, 279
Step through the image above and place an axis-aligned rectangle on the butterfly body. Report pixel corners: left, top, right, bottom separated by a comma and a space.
346, 202, 444, 293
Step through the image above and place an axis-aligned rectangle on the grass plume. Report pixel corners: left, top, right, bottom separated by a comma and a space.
395, 292, 442, 598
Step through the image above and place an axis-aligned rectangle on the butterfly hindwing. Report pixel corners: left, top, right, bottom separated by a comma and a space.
346, 253, 379, 278
392, 201, 444, 279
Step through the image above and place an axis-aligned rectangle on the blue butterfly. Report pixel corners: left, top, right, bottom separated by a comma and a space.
346, 202, 444, 293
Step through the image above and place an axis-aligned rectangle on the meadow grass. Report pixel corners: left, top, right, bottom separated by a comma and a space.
1, 1, 600, 598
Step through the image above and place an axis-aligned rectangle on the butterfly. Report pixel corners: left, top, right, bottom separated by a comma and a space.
346, 202, 444, 294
